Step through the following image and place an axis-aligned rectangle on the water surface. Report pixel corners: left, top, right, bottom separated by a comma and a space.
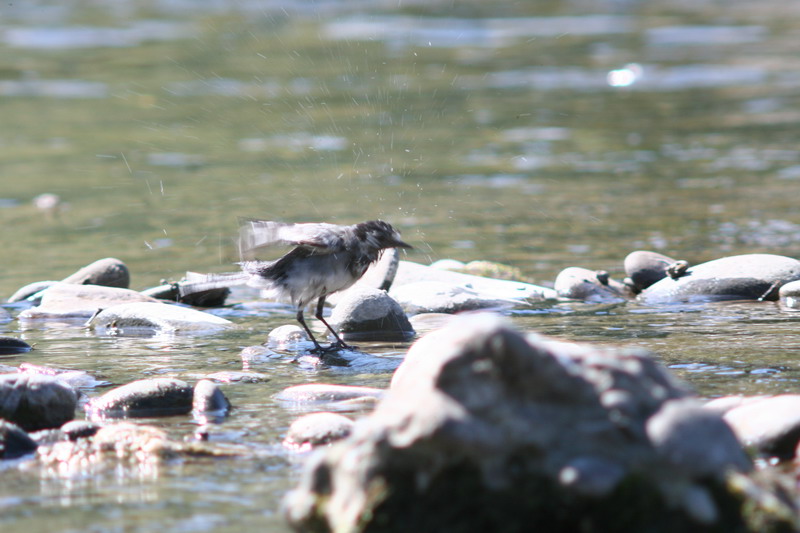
2, 0, 800, 530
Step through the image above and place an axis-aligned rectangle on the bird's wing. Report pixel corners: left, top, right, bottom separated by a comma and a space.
238, 219, 348, 255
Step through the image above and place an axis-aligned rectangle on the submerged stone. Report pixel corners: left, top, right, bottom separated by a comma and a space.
0, 337, 32, 355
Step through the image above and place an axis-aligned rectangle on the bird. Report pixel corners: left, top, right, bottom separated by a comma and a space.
232, 219, 412, 353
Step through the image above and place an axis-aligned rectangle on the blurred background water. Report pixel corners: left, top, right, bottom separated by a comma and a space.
2, 0, 800, 531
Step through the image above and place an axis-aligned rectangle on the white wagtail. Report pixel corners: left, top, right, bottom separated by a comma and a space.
229, 219, 412, 353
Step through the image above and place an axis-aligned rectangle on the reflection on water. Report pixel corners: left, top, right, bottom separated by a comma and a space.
3, 0, 800, 531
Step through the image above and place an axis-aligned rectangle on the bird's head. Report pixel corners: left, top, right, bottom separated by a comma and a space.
356, 220, 412, 251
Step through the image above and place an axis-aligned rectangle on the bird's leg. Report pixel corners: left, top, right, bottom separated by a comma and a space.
296, 309, 324, 353
315, 297, 354, 351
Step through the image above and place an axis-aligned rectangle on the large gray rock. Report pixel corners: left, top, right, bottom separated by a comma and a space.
19, 283, 157, 320
86, 378, 194, 419
6, 280, 58, 303
0, 374, 78, 431
61, 257, 130, 288
284, 314, 792, 532
639, 254, 800, 304
330, 287, 414, 342
392, 260, 556, 301
87, 301, 233, 335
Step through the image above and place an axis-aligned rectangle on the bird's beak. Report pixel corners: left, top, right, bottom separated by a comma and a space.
394, 238, 413, 249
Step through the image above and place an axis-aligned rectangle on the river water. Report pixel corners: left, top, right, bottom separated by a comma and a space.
2, 0, 800, 531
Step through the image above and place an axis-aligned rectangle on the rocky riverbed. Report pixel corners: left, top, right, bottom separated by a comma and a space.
4, 251, 800, 531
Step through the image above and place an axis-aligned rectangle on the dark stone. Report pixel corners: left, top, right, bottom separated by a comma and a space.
640, 254, 800, 304
87, 378, 193, 419
0, 374, 78, 431
330, 287, 415, 342
0, 337, 32, 355
624, 251, 681, 292
0, 419, 38, 459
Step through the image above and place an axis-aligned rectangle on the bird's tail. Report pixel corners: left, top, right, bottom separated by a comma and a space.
178, 271, 250, 298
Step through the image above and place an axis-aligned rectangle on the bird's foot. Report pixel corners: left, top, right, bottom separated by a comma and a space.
309, 341, 356, 354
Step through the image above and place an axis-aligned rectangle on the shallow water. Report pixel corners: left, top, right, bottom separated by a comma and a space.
2, 0, 800, 530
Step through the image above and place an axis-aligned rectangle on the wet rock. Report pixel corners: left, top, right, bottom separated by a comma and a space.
61, 257, 130, 288
0, 374, 78, 431
7, 280, 57, 303
390, 281, 517, 314
86, 377, 193, 419
392, 260, 556, 301
330, 287, 414, 342
284, 314, 788, 532
60, 420, 100, 441
723, 395, 800, 459
284, 412, 354, 450
0, 420, 38, 459
19, 282, 157, 320
779, 279, 800, 308
192, 379, 231, 414
624, 250, 682, 293
554, 267, 628, 302
328, 248, 401, 305
640, 254, 800, 304
0, 337, 32, 355
87, 301, 233, 335
275, 383, 384, 405
267, 324, 310, 349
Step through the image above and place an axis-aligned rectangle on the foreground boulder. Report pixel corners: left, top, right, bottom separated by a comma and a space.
284, 314, 796, 532
640, 254, 800, 304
